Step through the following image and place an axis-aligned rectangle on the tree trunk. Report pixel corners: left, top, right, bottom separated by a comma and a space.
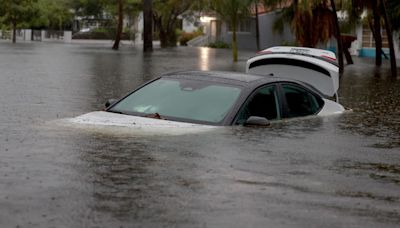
373, 0, 382, 66
159, 28, 168, 48
143, 0, 153, 52
255, 0, 261, 51
331, 0, 344, 74
112, 0, 124, 50
232, 19, 238, 62
342, 35, 356, 64
381, 0, 397, 77
12, 21, 16, 43
158, 20, 177, 48
159, 29, 177, 47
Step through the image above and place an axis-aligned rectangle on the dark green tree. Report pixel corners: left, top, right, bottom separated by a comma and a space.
0, 0, 38, 43
153, 0, 196, 48
70, 0, 107, 18
30, 0, 73, 30
107, 0, 140, 50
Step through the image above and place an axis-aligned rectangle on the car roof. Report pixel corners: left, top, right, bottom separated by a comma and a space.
161, 70, 283, 86
161, 70, 325, 97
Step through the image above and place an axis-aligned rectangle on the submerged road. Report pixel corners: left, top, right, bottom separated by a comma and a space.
0, 42, 399, 227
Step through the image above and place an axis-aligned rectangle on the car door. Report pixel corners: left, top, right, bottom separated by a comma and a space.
234, 84, 281, 125
280, 83, 324, 118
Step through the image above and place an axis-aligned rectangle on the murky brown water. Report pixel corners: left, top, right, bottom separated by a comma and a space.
0, 41, 399, 227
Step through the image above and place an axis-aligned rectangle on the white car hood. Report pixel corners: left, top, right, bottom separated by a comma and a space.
63, 111, 217, 135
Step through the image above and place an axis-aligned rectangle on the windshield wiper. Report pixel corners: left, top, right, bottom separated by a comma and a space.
107, 110, 124, 114
144, 112, 166, 120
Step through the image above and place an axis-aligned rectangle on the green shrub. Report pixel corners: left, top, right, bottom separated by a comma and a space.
179, 30, 204, 46
72, 27, 130, 40
208, 40, 231, 49
92, 27, 109, 33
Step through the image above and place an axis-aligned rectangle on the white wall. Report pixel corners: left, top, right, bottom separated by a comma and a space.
182, 19, 198, 33
136, 12, 144, 44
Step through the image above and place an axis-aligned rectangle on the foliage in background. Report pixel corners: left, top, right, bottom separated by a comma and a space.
153, 0, 198, 47
72, 27, 131, 39
388, 0, 400, 31
0, 0, 39, 42
103, 0, 141, 21
266, 0, 338, 47
210, 0, 253, 61
208, 40, 231, 48
30, 0, 73, 30
0, 0, 38, 28
69, 0, 108, 18
179, 29, 203, 46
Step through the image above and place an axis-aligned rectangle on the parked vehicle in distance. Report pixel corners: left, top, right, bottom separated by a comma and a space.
70, 70, 345, 128
79, 28, 92, 33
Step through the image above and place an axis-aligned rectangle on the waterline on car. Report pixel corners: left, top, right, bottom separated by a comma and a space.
54, 111, 219, 136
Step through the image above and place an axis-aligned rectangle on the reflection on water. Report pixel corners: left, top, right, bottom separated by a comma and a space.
199, 47, 211, 71
0, 42, 399, 227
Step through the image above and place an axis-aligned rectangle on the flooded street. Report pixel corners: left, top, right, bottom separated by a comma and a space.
0, 41, 399, 227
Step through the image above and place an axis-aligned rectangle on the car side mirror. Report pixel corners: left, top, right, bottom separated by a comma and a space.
105, 99, 118, 108
244, 116, 270, 127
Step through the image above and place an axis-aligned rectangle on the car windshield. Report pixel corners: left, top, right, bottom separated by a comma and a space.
109, 78, 242, 124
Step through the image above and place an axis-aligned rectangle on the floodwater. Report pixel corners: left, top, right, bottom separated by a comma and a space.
0, 41, 399, 227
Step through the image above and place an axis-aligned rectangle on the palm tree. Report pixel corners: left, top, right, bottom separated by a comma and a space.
212, 0, 253, 62
264, 0, 344, 72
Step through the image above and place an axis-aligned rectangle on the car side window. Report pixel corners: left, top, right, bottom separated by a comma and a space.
282, 84, 322, 118
235, 85, 280, 124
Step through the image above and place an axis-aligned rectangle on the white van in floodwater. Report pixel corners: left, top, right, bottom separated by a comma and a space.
246, 46, 345, 116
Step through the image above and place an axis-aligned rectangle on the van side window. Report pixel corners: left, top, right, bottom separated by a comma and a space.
282, 84, 322, 118
235, 85, 280, 124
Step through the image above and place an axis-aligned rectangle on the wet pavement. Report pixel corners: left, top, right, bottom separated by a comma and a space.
0, 41, 399, 227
